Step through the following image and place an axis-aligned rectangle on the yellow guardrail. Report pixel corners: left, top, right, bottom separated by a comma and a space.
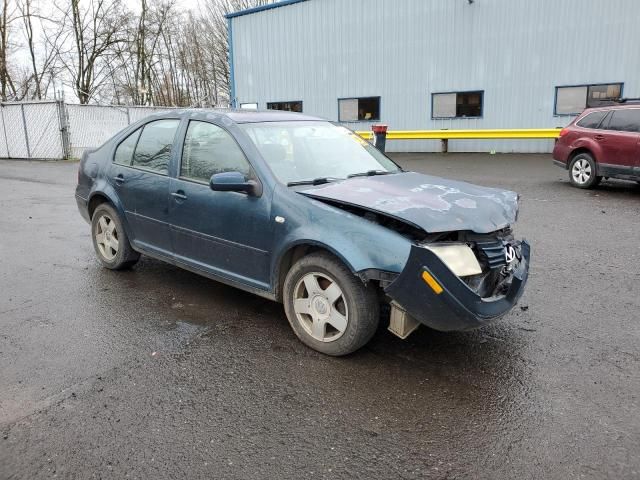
356, 128, 562, 140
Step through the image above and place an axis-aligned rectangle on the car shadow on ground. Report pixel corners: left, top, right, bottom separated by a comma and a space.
552, 178, 640, 197
88, 253, 534, 410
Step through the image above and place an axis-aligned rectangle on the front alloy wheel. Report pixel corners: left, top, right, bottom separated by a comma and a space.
293, 272, 349, 342
283, 252, 379, 356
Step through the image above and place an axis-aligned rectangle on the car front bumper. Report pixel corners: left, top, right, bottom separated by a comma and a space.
385, 240, 530, 332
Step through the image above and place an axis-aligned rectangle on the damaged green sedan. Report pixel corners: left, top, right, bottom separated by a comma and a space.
76, 110, 530, 356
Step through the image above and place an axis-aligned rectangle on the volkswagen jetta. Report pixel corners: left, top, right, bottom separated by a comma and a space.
76, 110, 530, 356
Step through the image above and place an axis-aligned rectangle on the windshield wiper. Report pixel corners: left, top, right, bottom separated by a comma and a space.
347, 169, 396, 178
287, 177, 341, 187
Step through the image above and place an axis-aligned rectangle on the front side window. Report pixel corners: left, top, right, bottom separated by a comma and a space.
240, 121, 400, 185
432, 91, 483, 119
338, 97, 380, 122
604, 109, 640, 133
267, 101, 303, 113
114, 128, 141, 166
555, 83, 622, 115
132, 120, 180, 175
576, 110, 608, 129
180, 121, 251, 183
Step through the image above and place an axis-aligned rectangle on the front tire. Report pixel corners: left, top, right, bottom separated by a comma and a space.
91, 203, 140, 270
569, 153, 601, 189
283, 252, 379, 356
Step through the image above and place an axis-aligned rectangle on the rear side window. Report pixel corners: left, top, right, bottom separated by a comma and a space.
576, 111, 608, 129
605, 109, 640, 133
131, 120, 180, 175
114, 128, 141, 166
180, 121, 251, 183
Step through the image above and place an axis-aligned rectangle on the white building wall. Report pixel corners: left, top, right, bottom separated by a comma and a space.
231, 0, 640, 153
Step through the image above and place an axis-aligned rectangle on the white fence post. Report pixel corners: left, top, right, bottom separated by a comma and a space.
20, 104, 31, 158
57, 101, 71, 159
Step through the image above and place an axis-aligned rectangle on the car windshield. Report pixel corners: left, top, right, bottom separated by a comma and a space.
239, 121, 401, 185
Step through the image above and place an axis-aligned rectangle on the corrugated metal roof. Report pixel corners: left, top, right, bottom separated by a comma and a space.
225, 0, 310, 19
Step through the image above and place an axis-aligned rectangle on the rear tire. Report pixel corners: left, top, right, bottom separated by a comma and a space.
569, 153, 601, 189
283, 252, 379, 356
91, 203, 140, 270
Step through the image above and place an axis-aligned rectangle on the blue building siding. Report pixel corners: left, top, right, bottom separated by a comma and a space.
229, 0, 640, 153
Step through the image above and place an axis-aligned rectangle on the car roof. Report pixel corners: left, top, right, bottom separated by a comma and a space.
145, 108, 325, 124
582, 103, 640, 114
223, 109, 324, 123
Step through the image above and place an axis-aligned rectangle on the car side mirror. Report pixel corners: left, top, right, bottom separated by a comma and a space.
209, 171, 260, 196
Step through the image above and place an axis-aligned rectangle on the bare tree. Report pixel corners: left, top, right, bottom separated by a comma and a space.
14, 0, 65, 100
0, 0, 275, 105
0, 0, 18, 100
55, 0, 129, 104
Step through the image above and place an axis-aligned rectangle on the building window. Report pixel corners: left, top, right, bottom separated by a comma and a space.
267, 101, 303, 113
432, 91, 483, 119
240, 103, 258, 110
555, 83, 622, 115
338, 97, 380, 122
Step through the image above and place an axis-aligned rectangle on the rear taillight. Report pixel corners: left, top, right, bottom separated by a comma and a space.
559, 128, 570, 137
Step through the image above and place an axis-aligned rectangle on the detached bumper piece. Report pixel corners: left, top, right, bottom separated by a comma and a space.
385, 241, 530, 332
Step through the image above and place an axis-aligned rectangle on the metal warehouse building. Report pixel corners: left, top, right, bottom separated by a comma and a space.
227, 0, 639, 153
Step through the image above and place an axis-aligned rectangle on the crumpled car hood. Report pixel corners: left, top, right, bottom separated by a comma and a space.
298, 171, 519, 234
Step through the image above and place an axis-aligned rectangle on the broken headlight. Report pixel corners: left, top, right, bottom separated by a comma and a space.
422, 243, 482, 277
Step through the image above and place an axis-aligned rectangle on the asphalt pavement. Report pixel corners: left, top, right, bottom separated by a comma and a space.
1, 153, 639, 479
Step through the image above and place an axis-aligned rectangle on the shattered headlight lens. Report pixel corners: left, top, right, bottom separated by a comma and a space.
422, 244, 482, 277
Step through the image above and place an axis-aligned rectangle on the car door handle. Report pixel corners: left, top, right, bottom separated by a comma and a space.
113, 174, 125, 184
171, 191, 187, 201
595, 135, 605, 141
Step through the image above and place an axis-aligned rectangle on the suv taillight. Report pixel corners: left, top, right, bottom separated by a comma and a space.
559, 128, 570, 137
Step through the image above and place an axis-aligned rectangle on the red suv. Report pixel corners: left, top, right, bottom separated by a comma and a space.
553, 103, 640, 188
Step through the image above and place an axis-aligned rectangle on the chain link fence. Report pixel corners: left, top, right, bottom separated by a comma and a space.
0, 102, 176, 160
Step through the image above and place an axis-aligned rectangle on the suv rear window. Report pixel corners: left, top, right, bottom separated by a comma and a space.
605, 109, 640, 133
576, 111, 608, 129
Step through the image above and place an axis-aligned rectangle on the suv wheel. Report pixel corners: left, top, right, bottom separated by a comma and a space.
283, 252, 379, 356
91, 203, 140, 270
569, 153, 601, 189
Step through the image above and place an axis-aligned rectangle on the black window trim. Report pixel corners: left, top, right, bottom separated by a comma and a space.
431, 90, 484, 120
177, 119, 257, 188
554, 82, 624, 117
112, 118, 181, 177
337, 96, 381, 122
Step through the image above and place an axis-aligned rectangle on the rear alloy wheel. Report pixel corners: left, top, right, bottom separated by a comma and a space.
283, 252, 379, 356
569, 153, 601, 189
91, 203, 140, 270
